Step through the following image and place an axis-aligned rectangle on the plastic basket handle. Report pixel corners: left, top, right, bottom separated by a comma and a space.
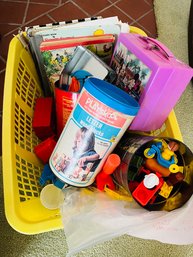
139, 36, 174, 59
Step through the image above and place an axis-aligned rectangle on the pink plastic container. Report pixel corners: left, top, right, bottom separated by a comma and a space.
110, 33, 193, 131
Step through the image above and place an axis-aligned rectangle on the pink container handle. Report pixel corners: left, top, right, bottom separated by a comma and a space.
139, 36, 174, 59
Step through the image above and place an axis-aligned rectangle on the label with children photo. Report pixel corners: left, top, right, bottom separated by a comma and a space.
49, 87, 133, 187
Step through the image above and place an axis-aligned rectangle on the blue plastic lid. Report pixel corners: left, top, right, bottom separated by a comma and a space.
84, 77, 140, 116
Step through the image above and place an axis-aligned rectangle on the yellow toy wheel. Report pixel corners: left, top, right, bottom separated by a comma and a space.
169, 164, 179, 173
144, 148, 155, 158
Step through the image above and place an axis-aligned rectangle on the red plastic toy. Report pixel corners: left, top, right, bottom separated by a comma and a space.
96, 154, 121, 191
132, 172, 164, 206
32, 97, 55, 140
34, 136, 57, 164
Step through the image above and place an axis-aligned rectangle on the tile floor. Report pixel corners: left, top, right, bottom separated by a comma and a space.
0, 0, 157, 155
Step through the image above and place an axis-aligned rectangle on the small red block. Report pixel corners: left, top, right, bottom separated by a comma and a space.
34, 136, 57, 164
32, 97, 55, 140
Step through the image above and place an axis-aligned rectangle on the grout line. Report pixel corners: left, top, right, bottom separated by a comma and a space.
27, 2, 59, 6
0, 56, 6, 64
92, 2, 118, 17
69, 0, 91, 17
46, 13, 57, 23
0, 0, 66, 37
144, 0, 153, 6
135, 9, 153, 23
114, 2, 154, 24
0, 0, 28, 3
131, 20, 155, 37
0, 69, 6, 75
113, 5, 136, 22
3, 1, 70, 37
107, 0, 122, 4
23, 0, 72, 25
0, 22, 22, 26
134, 8, 157, 37
3, 26, 21, 38
1, 0, 60, 6
21, 0, 30, 26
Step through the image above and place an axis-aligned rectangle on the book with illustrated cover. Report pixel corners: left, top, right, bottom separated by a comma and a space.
39, 34, 115, 89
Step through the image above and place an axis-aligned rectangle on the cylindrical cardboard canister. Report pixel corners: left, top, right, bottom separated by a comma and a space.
113, 133, 193, 211
49, 77, 140, 187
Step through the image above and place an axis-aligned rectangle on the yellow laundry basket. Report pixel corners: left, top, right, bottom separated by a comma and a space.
2, 31, 183, 235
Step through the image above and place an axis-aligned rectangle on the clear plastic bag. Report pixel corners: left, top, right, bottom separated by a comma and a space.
60, 187, 150, 256
60, 186, 193, 256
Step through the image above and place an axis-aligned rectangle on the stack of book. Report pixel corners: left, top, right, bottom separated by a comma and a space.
26, 16, 129, 96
